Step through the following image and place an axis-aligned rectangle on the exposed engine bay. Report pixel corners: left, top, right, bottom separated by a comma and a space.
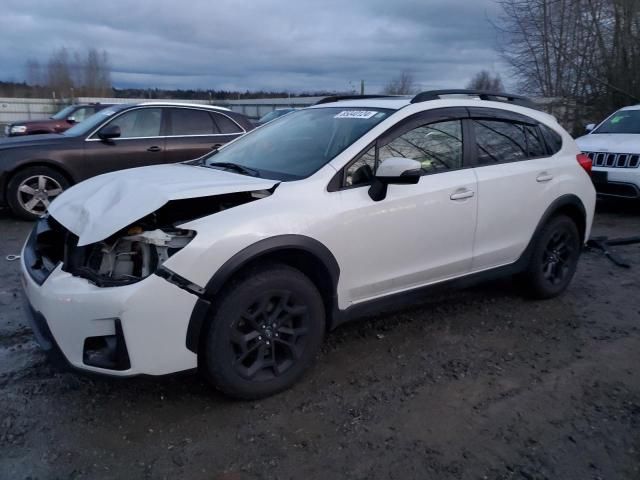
28, 190, 273, 287
73, 228, 196, 285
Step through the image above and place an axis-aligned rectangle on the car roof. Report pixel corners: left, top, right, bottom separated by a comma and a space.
134, 101, 230, 111
308, 95, 559, 126
619, 104, 640, 111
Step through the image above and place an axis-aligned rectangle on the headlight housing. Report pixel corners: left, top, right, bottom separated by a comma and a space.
63, 227, 196, 287
10, 125, 28, 134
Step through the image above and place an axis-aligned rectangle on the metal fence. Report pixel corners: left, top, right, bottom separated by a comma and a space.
0, 96, 325, 130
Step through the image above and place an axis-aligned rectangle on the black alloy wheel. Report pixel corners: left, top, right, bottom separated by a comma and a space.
230, 290, 310, 381
203, 264, 325, 399
522, 215, 581, 299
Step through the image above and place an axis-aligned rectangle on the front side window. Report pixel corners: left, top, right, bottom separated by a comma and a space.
203, 107, 392, 180
107, 108, 163, 138
473, 119, 528, 164
345, 120, 463, 187
593, 110, 640, 134
51, 105, 76, 120
380, 120, 463, 172
170, 108, 218, 136
71, 107, 95, 123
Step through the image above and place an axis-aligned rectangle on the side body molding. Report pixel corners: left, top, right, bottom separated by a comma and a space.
185, 235, 340, 353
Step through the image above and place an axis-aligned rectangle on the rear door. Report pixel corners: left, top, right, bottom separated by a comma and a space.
329, 108, 479, 304
468, 108, 560, 271
164, 108, 245, 163
84, 107, 166, 175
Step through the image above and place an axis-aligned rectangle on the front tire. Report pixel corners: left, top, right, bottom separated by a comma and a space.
521, 215, 581, 299
202, 264, 326, 399
7, 166, 69, 220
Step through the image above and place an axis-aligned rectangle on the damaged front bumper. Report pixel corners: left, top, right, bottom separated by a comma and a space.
20, 229, 201, 376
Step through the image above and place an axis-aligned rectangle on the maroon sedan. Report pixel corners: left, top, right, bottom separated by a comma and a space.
4, 103, 112, 136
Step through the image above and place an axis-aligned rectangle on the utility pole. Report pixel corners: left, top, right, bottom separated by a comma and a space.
360, 80, 365, 95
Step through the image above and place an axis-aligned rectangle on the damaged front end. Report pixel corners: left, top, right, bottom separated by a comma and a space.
24, 190, 271, 287
64, 227, 195, 287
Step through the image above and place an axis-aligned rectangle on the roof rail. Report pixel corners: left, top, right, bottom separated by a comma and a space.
314, 94, 400, 105
410, 89, 536, 108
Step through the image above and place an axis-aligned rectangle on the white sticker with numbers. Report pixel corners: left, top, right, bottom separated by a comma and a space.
334, 110, 378, 119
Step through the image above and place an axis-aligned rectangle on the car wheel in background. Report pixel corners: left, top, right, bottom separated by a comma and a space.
7, 166, 69, 220
202, 263, 325, 399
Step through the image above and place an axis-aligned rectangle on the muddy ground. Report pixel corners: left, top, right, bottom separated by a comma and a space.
1, 201, 639, 480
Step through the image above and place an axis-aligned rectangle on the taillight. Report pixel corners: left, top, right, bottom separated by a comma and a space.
577, 153, 592, 175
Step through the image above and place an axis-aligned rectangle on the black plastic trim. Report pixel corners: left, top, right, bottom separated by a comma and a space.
314, 95, 401, 105
411, 90, 537, 110
156, 266, 206, 297
185, 235, 340, 353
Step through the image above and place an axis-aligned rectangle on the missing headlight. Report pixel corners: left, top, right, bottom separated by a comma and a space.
64, 228, 195, 287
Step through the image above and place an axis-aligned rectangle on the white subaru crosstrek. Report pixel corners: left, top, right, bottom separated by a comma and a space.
21, 90, 596, 399
575, 105, 640, 199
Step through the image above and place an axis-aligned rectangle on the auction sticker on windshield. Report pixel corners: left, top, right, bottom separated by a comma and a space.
334, 110, 378, 119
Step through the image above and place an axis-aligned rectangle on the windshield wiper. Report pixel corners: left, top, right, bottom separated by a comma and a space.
207, 162, 260, 177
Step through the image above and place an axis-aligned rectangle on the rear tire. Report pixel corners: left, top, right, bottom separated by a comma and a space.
520, 215, 581, 299
201, 263, 325, 400
7, 166, 69, 220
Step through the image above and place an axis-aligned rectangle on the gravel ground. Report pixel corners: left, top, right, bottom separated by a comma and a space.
1, 201, 639, 480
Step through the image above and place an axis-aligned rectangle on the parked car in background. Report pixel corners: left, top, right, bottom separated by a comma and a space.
5, 103, 113, 137
21, 90, 595, 399
576, 105, 640, 199
0, 102, 253, 219
256, 108, 296, 125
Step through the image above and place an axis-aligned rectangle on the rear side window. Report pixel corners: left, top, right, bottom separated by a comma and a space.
212, 113, 243, 134
473, 119, 528, 164
540, 124, 563, 154
170, 108, 218, 136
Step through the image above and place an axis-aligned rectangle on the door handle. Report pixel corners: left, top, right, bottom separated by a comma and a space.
211, 143, 223, 150
536, 172, 553, 182
450, 189, 475, 201
147, 146, 162, 152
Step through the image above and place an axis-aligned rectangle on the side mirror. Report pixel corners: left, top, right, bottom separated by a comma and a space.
585, 123, 596, 132
67, 115, 77, 124
368, 157, 422, 201
97, 124, 121, 141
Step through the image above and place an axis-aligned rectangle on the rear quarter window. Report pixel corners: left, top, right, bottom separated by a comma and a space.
540, 124, 563, 154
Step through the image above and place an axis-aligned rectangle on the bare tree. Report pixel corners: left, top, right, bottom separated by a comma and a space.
495, 0, 640, 130
46, 47, 74, 98
81, 48, 112, 96
382, 70, 417, 95
466, 70, 505, 91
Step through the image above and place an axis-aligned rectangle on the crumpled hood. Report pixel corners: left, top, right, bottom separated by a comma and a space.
575, 133, 640, 154
48, 163, 277, 246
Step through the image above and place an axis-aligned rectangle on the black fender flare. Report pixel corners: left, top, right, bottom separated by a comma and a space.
185, 235, 340, 353
513, 193, 587, 271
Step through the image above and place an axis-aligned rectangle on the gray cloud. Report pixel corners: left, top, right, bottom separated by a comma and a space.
0, 0, 508, 92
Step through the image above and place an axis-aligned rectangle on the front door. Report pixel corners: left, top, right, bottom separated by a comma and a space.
84, 107, 166, 176
328, 112, 478, 306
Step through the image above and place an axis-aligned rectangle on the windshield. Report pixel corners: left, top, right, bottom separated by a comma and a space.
258, 109, 293, 124
63, 105, 128, 137
593, 110, 640, 134
204, 107, 392, 180
51, 105, 76, 120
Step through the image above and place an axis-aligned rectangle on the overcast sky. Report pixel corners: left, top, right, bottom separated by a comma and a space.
0, 0, 508, 93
